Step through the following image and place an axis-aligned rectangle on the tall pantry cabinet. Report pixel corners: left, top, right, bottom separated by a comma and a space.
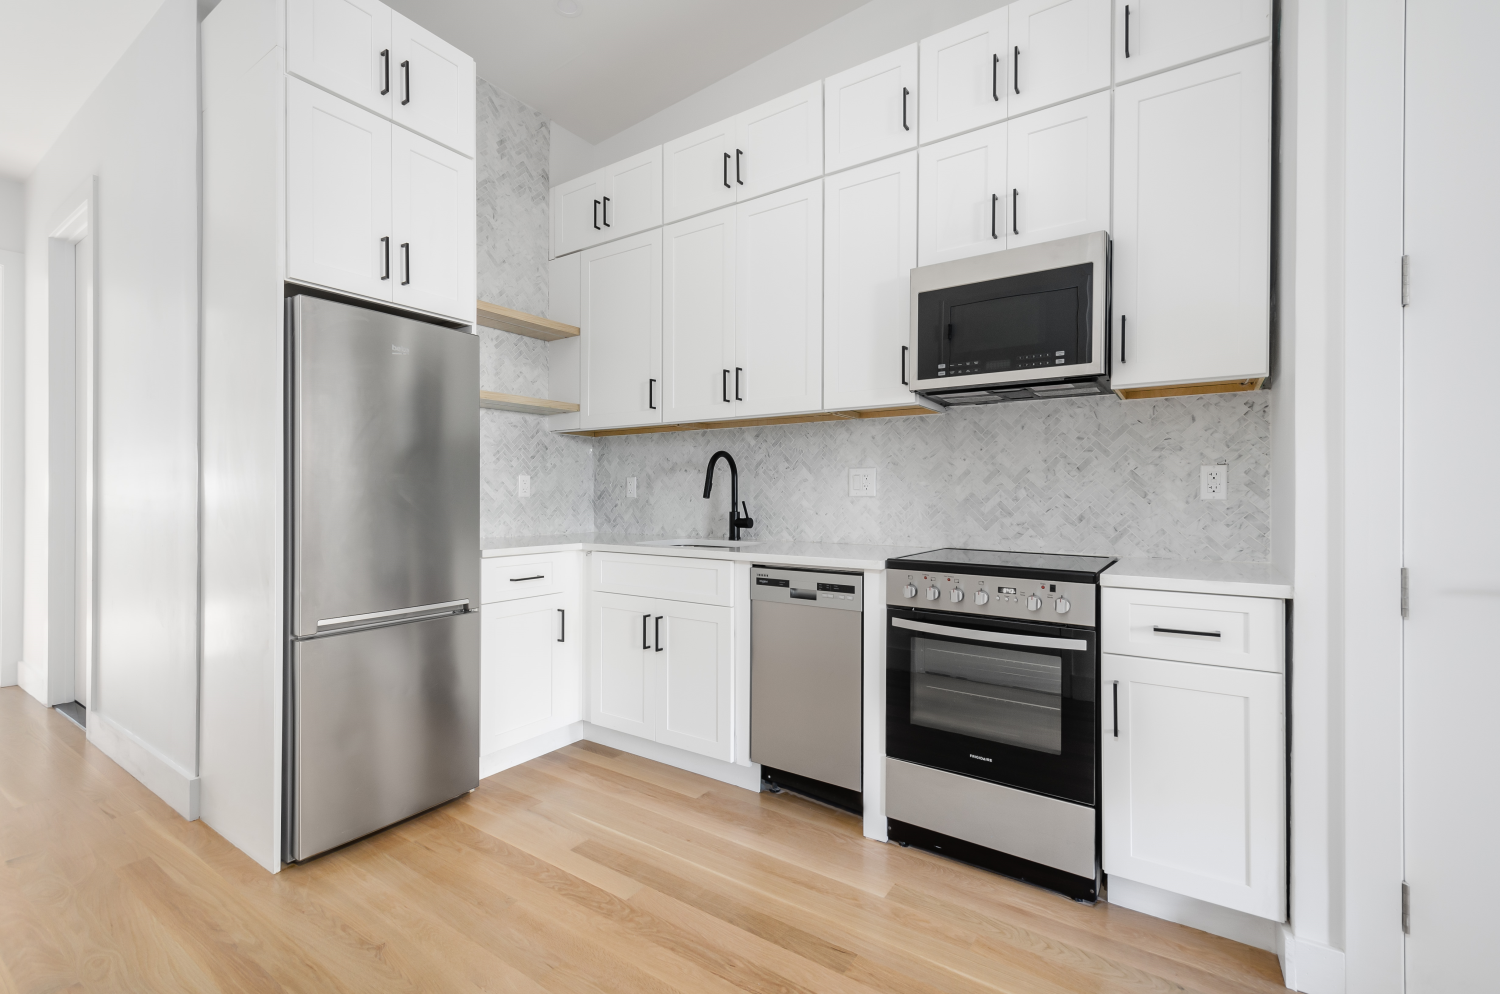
200, 0, 477, 872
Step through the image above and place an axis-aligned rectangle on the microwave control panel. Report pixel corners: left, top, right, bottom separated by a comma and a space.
885, 570, 1097, 628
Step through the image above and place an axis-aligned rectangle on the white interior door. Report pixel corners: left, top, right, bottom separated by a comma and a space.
653, 601, 733, 761
601, 146, 663, 241
287, 78, 392, 301
735, 180, 822, 417
1110, 44, 1269, 390
824, 45, 918, 174
1404, 4, 1500, 988
823, 151, 917, 410
1008, 0, 1111, 117
286, 0, 391, 116
663, 207, 736, 423
1006, 91, 1110, 248
1113, 0, 1271, 84
392, 126, 474, 320
919, 7, 1007, 143
580, 230, 663, 429
390, 10, 475, 156
588, 592, 655, 740
663, 118, 736, 223
917, 122, 1006, 266
735, 81, 824, 202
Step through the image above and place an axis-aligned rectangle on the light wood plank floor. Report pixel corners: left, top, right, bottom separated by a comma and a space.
0, 687, 1288, 993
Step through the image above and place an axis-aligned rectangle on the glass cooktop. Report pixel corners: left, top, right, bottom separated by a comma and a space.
893, 548, 1116, 577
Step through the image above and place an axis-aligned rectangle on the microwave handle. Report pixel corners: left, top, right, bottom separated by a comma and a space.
892, 616, 1087, 651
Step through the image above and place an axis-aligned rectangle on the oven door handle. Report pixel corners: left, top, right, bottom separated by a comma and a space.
892, 616, 1087, 651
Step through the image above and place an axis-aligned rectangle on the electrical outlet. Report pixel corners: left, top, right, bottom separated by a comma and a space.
627, 477, 638, 499
1200, 465, 1227, 500
518, 474, 531, 498
849, 468, 877, 498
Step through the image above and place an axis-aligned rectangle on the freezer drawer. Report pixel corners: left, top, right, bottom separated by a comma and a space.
287, 611, 479, 862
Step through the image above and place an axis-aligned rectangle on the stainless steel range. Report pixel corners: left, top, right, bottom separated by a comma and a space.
884, 548, 1115, 902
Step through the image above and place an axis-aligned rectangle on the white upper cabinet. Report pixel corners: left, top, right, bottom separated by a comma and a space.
389, 11, 476, 157
391, 125, 475, 320
1008, 0, 1111, 117
287, 0, 392, 118
919, 8, 1007, 144
663, 117, 739, 224
823, 151, 917, 410
601, 146, 664, 242
287, 78, 393, 302
580, 229, 664, 430
551, 169, 608, 258
1006, 91, 1110, 248
663, 207, 737, 423
1115, 0, 1272, 84
918, 122, 1007, 265
824, 46, 919, 173
1111, 44, 1270, 390
735, 180, 823, 418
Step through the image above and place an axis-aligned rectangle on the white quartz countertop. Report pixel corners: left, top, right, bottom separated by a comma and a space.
1102, 557, 1292, 599
481, 534, 929, 571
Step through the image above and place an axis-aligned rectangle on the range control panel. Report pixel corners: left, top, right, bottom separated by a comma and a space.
885, 569, 1097, 627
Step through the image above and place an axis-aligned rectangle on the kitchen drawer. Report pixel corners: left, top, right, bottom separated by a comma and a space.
590, 552, 734, 607
482, 555, 562, 604
1102, 587, 1283, 672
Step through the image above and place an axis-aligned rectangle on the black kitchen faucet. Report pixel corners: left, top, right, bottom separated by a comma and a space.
702, 450, 755, 541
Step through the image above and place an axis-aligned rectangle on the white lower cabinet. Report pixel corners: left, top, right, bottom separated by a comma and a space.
1102, 651, 1285, 920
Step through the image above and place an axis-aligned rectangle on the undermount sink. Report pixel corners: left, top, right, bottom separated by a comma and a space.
636, 538, 761, 550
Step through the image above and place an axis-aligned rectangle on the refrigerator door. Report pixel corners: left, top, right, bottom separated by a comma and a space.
290, 295, 480, 638
288, 610, 480, 862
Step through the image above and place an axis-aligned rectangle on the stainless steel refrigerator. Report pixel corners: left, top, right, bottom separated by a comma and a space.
283, 294, 480, 863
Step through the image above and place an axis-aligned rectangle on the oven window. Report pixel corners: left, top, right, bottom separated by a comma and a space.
909, 636, 1063, 755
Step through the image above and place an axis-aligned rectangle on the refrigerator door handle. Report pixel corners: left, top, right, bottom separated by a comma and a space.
316, 599, 471, 633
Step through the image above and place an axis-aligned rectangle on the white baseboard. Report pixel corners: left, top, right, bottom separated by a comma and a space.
581, 724, 762, 792
1278, 926, 1346, 994
1107, 875, 1281, 953
88, 712, 200, 821
480, 722, 586, 780
18, 658, 47, 703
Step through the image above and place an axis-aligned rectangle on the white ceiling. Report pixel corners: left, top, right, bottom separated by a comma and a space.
385, 0, 870, 144
0, 0, 170, 180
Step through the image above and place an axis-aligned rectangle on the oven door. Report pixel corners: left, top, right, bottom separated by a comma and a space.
886, 607, 1096, 806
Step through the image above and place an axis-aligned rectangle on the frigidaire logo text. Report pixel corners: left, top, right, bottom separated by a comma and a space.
969, 754, 993, 763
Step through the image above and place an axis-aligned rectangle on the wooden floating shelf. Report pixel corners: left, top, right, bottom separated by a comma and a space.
1115, 377, 1265, 401
564, 404, 938, 438
480, 391, 581, 416
475, 300, 580, 342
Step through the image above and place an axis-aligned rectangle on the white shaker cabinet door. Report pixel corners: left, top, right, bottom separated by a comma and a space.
917, 122, 1006, 266
1006, 91, 1110, 249
287, 78, 392, 302
734, 81, 824, 202
391, 125, 475, 321
823, 152, 917, 410
1115, 0, 1271, 84
600, 145, 664, 242
1111, 45, 1270, 390
1102, 653, 1285, 921
480, 593, 567, 755
552, 168, 607, 258
735, 181, 823, 418
653, 601, 734, 762
286, 0, 392, 117
919, 7, 1008, 143
663, 117, 737, 223
663, 207, 737, 423
580, 229, 664, 430
824, 45, 918, 173
390, 10, 476, 157
589, 593, 656, 741
1008, 0, 1111, 117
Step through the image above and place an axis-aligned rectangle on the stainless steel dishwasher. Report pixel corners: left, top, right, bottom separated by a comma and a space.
750, 566, 863, 813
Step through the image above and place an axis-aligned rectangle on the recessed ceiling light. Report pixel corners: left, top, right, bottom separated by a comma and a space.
553, 0, 581, 15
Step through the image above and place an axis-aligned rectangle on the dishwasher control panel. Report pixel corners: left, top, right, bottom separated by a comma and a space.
751, 567, 863, 611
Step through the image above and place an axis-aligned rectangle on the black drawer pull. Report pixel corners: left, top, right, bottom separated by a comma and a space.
1112, 680, 1119, 738
654, 616, 664, 652
380, 49, 390, 95
902, 87, 910, 131
509, 575, 545, 582
558, 608, 565, 643
643, 613, 651, 650
1152, 626, 1222, 638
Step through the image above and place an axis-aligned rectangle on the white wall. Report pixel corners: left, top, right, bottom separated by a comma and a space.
549, 0, 1002, 184
0, 176, 22, 688
22, 0, 201, 816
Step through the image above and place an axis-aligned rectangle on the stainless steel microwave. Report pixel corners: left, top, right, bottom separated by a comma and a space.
908, 232, 1110, 405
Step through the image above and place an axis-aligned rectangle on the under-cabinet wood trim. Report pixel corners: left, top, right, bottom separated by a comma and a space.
480, 391, 582, 415
475, 299, 581, 341
1115, 378, 1265, 401
563, 404, 938, 437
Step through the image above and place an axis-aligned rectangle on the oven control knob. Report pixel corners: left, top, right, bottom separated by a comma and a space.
1026, 594, 1042, 611
950, 587, 964, 603
904, 583, 917, 598
1055, 596, 1071, 614
926, 585, 941, 601
973, 590, 990, 606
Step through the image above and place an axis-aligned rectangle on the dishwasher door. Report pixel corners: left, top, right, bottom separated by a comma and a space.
750, 567, 863, 794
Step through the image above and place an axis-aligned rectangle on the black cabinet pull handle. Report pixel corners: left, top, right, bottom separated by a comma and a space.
649, 378, 657, 410
400, 242, 410, 285
1012, 188, 1019, 235
400, 59, 410, 105
1014, 46, 1020, 95
593, 199, 601, 230
735, 367, 743, 401
380, 236, 390, 280
736, 149, 743, 185
902, 87, 910, 131
654, 616, 663, 652
558, 608, 565, 643
723, 152, 730, 189
991, 193, 998, 239
992, 53, 1000, 101
1112, 681, 1119, 737
723, 369, 731, 403
1121, 315, 1127, 363
1152, 626, 1223, 638
642, 613, 651, 650
380, 49, 390, 95
1125, 5, 1131, 58
602, 195, 611, 226
901, 345, 909, 386
509, 575, 544, 582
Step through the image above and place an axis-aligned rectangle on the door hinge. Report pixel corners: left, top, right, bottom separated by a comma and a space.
1402, 881, 1411, 934
1400, 567, 1410, 618
1401, 255, 1411, 307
